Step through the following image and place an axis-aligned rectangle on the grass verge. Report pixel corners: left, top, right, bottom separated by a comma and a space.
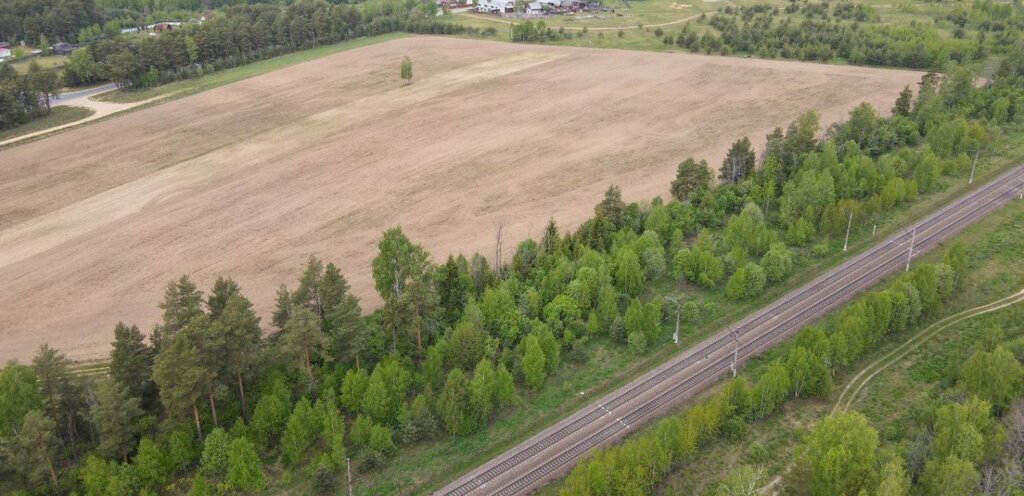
0, 106, 94, 143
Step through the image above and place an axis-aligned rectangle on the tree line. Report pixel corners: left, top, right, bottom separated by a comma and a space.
2, 0, 475, 133
63, 0, 470, 90
559, 253, 964, 495
2, 49, 1021, 495
679, 2, 978, 69
0, 0, 103, 46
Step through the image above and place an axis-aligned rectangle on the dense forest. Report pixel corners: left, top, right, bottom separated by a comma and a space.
0, 0, 103, 46
2, 38, 1020, 492
0, 0, 362, 45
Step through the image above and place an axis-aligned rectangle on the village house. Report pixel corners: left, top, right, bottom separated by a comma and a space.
476, 0, 515, 13
0, 43, 11, 59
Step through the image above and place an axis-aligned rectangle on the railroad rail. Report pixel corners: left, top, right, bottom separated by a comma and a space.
436, 164, 1024, 496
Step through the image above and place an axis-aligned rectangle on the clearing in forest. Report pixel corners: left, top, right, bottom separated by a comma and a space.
0, 36, 920, 362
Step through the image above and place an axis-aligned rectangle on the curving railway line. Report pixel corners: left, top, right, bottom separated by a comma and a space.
436, 164, 1024, 496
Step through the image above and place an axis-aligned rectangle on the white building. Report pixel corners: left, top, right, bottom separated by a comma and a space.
0, 43, 11, 59
476, 0, 514, 13
526, 1, 543, 13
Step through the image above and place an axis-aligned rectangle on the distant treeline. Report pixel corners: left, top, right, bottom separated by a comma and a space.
0, 0, 103, 46
669, 0, 1024, 70
63, 0, 470, 89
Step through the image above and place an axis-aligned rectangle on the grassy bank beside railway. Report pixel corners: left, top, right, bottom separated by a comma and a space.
352, 128, 1024, 494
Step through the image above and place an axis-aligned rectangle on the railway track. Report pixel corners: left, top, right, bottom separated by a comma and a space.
436, 164, 1024, 496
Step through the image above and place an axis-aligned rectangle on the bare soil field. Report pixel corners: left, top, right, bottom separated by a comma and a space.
0, 36, 921, 362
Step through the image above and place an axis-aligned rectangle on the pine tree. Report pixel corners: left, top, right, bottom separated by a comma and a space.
271, 284, 292, 332
541, 219, 560, 254
595, 185, 626, 228
892, 85, 913, 116
181, 315, 226, 428
154, 275, 204, 348
293, 256, 325, 319
217, 295, 262, 423
326, 292, 365, 369
720, 137, 756, 184
282, 308, 329, 394
13, 410, 60, 490
438, 256, 468, 327
319, 262, 350, 316
153, 334, 210, 441
91, 377, 142, 462
108, 322, 155, 408
206, 276, 240, 319
33, 344, 86, 458
402, 271, 439, 353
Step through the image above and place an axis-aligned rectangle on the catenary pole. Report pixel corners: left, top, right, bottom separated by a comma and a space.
843, 210, 853, 252
906, 226, 916, 272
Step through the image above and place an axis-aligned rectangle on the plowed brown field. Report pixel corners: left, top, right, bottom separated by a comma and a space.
0, 36, 921, 362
